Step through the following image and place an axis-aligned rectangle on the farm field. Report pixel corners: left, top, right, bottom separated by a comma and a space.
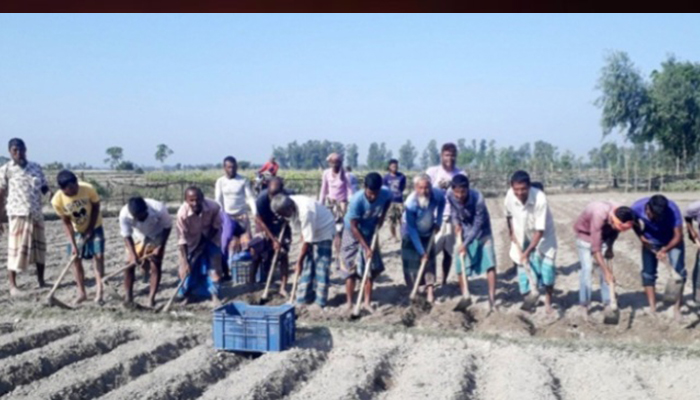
2, 191, 700, 399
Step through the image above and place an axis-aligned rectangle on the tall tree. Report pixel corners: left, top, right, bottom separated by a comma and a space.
367, 142, 383, 169
420, 140, 440, 170
104, 147, 124, 170
398, 140, 418, 170
346, 143, 359, 168
155, 144, 173, 166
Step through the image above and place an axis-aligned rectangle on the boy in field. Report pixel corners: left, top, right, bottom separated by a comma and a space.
51, 170, 105, 304
119, 196, 172, 307
504, 170, 558, 314
383, 159, 406, 241
339, 173, 392, 311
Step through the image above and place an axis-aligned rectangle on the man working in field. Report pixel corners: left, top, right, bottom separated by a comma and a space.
271, 193, 335, 308
319, 152, 353, 254
255, 177, 292, 296
450, 175, 497, 309
426, 142, 466, 286
51, 170, 105, 304
401, 174, 445, 303
383, 159, 406, 241
119, 196, 172, 308
505, 170, 558, 314
631, 195, 685, 319
0, 138, 48, 295
215, 156, 257, 281
574, 202, 635, 314
177, 186, 223, 304
258, 156, 280, 177
684, 200, 700, 302
340, 172, 392, 311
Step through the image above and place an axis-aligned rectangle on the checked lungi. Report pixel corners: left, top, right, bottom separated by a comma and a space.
7, 216, 46, 272
296, 240, 332, 307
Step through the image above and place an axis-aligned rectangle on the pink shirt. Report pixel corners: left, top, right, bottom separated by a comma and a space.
176, 198, 222, 251
319, 168, 353, 204
573, 201, 619, 252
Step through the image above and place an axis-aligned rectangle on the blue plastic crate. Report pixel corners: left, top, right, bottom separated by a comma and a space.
213, 302, 295, 353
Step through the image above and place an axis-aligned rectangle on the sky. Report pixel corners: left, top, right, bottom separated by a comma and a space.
1, 14, 698, 167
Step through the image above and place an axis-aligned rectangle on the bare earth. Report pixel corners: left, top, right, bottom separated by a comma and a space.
2, 191, 700, 399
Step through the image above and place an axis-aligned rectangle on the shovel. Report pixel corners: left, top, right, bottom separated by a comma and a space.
409, 233, 435, 303
44, 254, 79, 310
158, 275, 188, 313
453, 237, 473, 313
659, 252, 683, 304
515, 243, 539, 312
260, 224, 288, 304
603, 259, 620, 325
351, 232, 379, 320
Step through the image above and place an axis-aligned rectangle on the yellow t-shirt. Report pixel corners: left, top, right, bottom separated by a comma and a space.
51, 182, 103, 233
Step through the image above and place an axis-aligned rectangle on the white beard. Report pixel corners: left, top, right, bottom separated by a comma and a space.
417, 195, 430, 208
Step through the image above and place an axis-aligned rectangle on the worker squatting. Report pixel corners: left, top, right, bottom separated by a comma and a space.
2, 138, 696, 322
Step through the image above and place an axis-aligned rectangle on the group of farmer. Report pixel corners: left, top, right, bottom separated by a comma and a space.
2, 137, 698, 320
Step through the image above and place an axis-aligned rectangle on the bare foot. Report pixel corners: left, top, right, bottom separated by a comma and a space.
94, 290, 104, 304
37, 281, 47, 289
346, 302, 353, 311
74, 294, 87, 305
9, 287, 22, 297
427, 291, 435, 304
279, 289, 289, 298
148, 298, 156, 309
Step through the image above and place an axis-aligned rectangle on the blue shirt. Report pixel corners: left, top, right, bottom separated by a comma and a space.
448, 188, 492, 246
631, 197, 683, 246
402, 189, 446, 255
383, 172, 407, 203
344, 188, 393, 238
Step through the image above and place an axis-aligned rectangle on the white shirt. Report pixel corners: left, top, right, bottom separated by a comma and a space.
215, 174, 257, 216
119, 199, 173, 241
290, 195, 335, 244
504, 187, 557, 263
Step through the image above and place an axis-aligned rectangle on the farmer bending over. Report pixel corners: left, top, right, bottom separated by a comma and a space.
255, 177, 292, 295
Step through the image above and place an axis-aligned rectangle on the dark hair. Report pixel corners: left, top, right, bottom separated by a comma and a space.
614, 206, 635, 223
531, 181, 544, 192
648, 195, 668, 218
388, 159, 398, 167
441, 142, 457, 154
128, 196, 148, 216
510, 170, 531, 186
267, 177, 284, 196
364, 172, 383, 191
185, 186, 203, 199
451, 174, 470, 190
223, 156, 237, 165
56, 170, 78, 189
346, 166, 352, 172
8, 138, 25, 150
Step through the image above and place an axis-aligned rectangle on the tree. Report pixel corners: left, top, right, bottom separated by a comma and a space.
104, 147, 124, 170
398, 140, 418, 170
367, 142, 383, 169
457, 139, 477, 169
595, 51, 651, 143
346, 144, 359, 168
420, 140, 440, 170
155, 144, 174, 166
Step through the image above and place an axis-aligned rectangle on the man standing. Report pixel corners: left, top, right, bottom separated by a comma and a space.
119, 196, 172, 308
346, 166, 359, 193
0, 138, 48, 295
340, 173, 392, 311
258, 156, 280, 177
383, 159, 407, 241
426, 142, 465, 286
573, 202, 635, 313
450, 175, 497, 309
177, 187, 223, 304
401, 174, 445, 303
631, 194, 685, 318
271, 193, 335, 308
504, 170, 558, 314
215, 156, 257, 281
255, 177, 291, 296
319, 153, 353, 254
51, 170, 104, 304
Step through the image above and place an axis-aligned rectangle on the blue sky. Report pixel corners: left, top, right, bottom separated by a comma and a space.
1, 14, 698, 167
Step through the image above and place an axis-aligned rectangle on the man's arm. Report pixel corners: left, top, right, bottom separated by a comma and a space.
659, 226, 683, 260
405, 207, 425, 255
462, 195, 486, 247
351, 219, 371, 255
124, 236, 139, 263
686, 217, 699, 244
85, 201, 100, 239
60, 216, 79, 254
